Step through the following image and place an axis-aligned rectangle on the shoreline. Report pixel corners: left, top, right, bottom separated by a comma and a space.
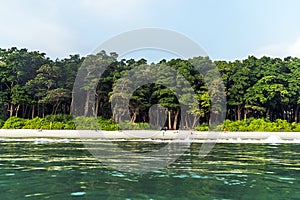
0, 129, 300, 141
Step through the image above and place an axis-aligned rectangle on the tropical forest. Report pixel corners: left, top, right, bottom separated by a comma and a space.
0, 47, 300, 131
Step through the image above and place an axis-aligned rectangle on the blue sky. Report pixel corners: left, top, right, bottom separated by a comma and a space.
1, 0, 300, 61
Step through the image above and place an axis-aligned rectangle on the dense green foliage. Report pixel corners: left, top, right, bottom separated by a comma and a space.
2, 115, 300, 131
224, 118, 300, 132
1, 47, 300, 131
2, 115, 75, 130
0, 47, 83, 119
1, 115, 153, 131
2, 115, 121, 130
196, 118, 300, 132
217, 56, 300, 122
73, 116, 119, 130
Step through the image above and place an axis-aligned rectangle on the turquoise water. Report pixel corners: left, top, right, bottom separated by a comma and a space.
0, 139, 299, 199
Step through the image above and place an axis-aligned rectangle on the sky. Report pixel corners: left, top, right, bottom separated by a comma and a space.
1, 0, 300, 61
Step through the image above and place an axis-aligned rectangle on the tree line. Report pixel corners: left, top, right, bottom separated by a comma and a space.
0, 47, 299, 130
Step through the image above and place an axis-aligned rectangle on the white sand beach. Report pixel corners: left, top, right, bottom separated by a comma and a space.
0, 129, 300, 143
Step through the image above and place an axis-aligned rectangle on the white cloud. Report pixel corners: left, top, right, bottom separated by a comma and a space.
254, 37, 300, 58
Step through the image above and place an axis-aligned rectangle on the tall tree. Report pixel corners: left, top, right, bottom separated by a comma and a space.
0, 47, 50, 118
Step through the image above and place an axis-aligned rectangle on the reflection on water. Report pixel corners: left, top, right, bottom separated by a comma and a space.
0, 139, 299, 199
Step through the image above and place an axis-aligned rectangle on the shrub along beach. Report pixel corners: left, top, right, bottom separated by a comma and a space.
1, 115, 300, 132
0, 47, 300, 135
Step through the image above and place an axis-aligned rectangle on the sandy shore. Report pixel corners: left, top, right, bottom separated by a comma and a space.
0, 129, 300, 141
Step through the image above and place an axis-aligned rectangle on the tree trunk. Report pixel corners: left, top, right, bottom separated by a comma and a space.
173, 110, 179, 130
131, 111, 137, 123
95, 96, 99, 117
168, 110, 171, 130
37, 103, 40, 117
156, 108, 159, 127
9, 104, 14, 117
15, 104, 20, 117
237, 105, 242, 120
62, 103, 66, 115
186, 114, 192, 129
31, 105, 35, 119
54, 101, 61, 115
69, 98, 73, 115
295, 105, 300, 123
84, 93, 89, 116
244, 108, 250, 120
266, 109, 270, 119
84, 91, 92, 116
1, 86, 7, 118
192, 115, 200, 129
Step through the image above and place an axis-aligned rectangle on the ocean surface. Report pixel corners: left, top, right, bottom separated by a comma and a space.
0, 138, 299, 199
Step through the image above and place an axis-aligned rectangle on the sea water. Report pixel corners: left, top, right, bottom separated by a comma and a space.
0, 139, 299, 199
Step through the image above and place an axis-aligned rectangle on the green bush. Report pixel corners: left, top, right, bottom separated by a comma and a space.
247, 118, 269, 131
2, 117, 27, 129
72, 116, 119, 130
64, 121, 76, 130
51, 121, 65, 130
98, 118, 119, 131
45, 114, 73, 123
2, 115, 76, 130
21, 116, 76, 130
195, 123, 209, 131
2, 115, 300, 132
220, 118, 299, 132
223, 119, 248, 131
291, 122, 300, 132
275, 119, 292, 132
118, 120, 149, 130
73, 116, 99, 130
23, 117, 50, 129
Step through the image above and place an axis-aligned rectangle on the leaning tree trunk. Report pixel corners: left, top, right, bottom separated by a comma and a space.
53, 101, 61, 115
192, 115, 200, 129
95, 95, 99, 117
